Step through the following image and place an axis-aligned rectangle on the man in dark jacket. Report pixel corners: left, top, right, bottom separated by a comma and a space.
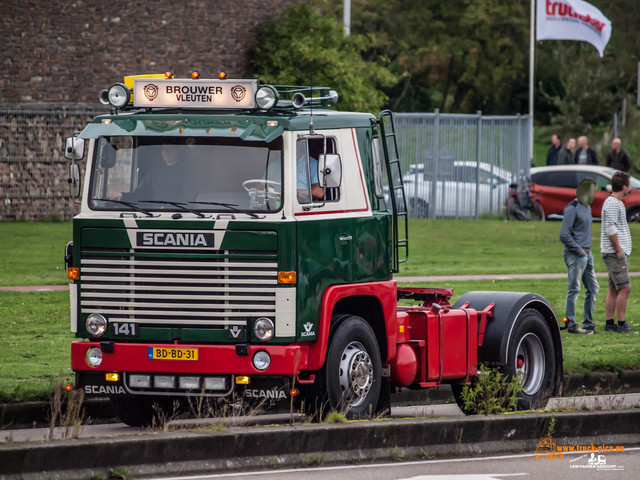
546, 134, 562, 165
557, 137, 575, 165
605, 138, 631, 172
574, 136, 598, 165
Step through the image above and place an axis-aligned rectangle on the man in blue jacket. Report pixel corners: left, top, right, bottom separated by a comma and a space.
560, 178, 599, 334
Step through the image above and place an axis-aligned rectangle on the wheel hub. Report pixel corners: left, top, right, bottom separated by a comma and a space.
515, 333, 545, 395
338, 341, 373, 406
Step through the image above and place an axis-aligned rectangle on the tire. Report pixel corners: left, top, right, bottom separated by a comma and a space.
506, 197, 527, 221
452, 308, 556, 414
451, 383, 473, 413
323, 316, 382, 419
110, 395, 173, 427
528, 201, 545, 221
627, 206, 640, 223
409, 198, 428, 218
505, 308, 556, 410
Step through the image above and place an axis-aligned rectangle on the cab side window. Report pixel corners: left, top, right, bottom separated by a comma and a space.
296, 137, 339, 204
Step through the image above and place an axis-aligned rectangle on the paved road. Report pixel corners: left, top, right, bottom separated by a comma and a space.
149, 449, 640, 480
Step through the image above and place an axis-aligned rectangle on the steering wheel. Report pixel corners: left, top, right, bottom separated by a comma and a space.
242, 179, 281, 194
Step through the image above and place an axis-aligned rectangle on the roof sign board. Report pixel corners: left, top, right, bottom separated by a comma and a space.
133, 79, 258, 109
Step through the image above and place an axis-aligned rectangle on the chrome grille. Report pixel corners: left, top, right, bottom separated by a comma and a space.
80, 248, 277, 327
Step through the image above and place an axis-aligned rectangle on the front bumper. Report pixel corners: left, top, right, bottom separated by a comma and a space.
71, 341, 310, 375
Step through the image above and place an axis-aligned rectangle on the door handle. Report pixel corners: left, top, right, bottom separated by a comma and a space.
339, 235, 352, 243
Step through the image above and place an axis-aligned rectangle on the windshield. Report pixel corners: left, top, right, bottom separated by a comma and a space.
89, 136, 283, 213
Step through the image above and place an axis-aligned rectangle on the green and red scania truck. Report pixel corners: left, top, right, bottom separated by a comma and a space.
64, 72, 562, 426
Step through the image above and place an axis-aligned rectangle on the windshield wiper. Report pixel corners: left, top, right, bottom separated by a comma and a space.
140, 200, 207, 218
189, 201, 263, 219
93, 198, 156, 217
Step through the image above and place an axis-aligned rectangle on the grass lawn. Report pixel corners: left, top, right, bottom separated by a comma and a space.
398, 217, 640, 276
0, 291, 74, 403
0, 222, 71, 286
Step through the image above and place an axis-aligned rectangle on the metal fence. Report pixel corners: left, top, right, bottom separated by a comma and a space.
394, 111, 531, 219
0, 103, 106, 220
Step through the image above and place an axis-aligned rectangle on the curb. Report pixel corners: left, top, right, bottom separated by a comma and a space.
1, 409, 639, 480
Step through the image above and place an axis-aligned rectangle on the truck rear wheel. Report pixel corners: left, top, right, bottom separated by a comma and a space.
324, 316, 382, 419
110, 395, 173, 427
452, 308, 556, 414
506, 308, 555, 409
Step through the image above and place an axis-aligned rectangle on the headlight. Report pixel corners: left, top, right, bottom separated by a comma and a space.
86, 313, 107, 337
86, 347, 103, 367
253, 351, 271, 371
107, 83, 130, 108
255, 86, 279, 110
254, 317, 275, 341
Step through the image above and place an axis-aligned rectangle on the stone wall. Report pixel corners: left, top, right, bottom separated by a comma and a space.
1, 0, 297, 103
0, 0, 297, 220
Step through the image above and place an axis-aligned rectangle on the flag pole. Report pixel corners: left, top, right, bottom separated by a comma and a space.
529, 0, 535, 166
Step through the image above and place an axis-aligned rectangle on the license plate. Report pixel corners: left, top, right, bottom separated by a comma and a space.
148, 347, 199, 361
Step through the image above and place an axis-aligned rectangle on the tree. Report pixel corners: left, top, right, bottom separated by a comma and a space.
326, 0, 530, 114
251, 3, 399, 113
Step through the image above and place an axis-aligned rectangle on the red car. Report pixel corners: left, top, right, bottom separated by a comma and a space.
530, 165, 640, 221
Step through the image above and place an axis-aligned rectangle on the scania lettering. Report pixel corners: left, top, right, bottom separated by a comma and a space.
64, 72, 563, 426
138, 232, 213, 247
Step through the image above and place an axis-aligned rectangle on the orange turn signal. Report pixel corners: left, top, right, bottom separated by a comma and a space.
165, 70, 174, 78
64, 383, 74, 391
105, 372, 120, 382
278, 271, 297, 284
218, 72, 227, 80
191, 71, 200, 79
67, 267, 80, 281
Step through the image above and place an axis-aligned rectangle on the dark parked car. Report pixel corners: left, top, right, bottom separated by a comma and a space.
530, 165, 640, 221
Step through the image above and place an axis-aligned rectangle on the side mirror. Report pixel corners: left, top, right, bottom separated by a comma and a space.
68, 163, 81, 199
64, 136, 85, 161
318, 154, 342, 188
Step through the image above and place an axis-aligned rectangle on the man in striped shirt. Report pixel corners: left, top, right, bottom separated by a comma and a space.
601, 171, 637, 333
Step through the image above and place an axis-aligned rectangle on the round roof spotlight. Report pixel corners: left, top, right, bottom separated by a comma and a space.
328, 90, 339, 105
99, 89, 110, 105
291, 92, 306, 109
255, 86, 279, 110
107, 83, 130, 109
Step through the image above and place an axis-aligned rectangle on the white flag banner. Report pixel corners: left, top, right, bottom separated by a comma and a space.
536, 0, 612, 57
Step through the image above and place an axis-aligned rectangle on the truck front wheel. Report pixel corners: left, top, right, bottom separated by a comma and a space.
324, 316, 382, 419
